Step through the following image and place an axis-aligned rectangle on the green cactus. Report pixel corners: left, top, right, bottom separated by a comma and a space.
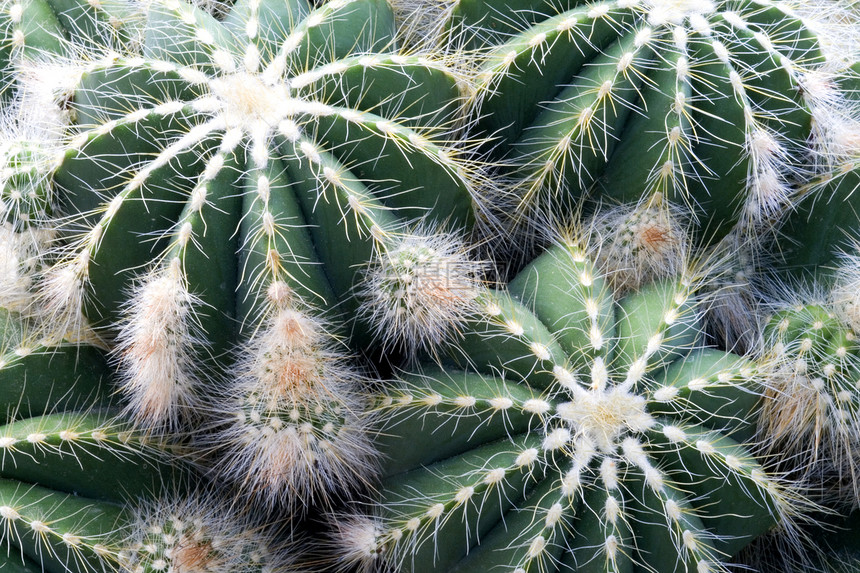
756, 287, 860, 510
0, 132, 57, 234
0, 468, 299, 573
765, 63, 858, 285
769, 163, 860, 285
436, 0, 858, 250
40, 0, 480, 363
751, 71, 860, 507
198, 283, 378, 508
113, 489, 300, 573
333, 231, 806, 573
0, 369, 190, 572
17, 0, 490, 507
0, 201, 290, 573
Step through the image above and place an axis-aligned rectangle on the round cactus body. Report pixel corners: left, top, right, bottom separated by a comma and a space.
449, 0, 856, 246
45, 0, 477, 335
761, 302, 860, 506
336, 241, 802, 573
30, 0, 484, 507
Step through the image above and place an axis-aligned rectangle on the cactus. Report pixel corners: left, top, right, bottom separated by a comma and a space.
0, 142, 293, 572
2, 0, 859, 569
357, 227, 487, 358
751, 78, 860, 506
0, 297, 298, 573
14, 0, 493, 509
754, 180, 860, 508
40, 0, 481, 367
436, 0, 859, 250
0, 340, 193, 572
199, 282, 378, 508
759, 300, 860, 507
0, 0, 141, 102
40, 0, 480, 338
114, 489, 299, 573
0, 470, 299, 573
333, 232, 806, 573
0, 410, 180, 572
769, 154, 860, 286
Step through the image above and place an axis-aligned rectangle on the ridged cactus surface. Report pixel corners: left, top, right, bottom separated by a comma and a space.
446, 0, 856, 246
771, 162, 860, 283
0, 300, 297, 573
44, 0, 480, 334
0, 313, 188, 573
0, 0, 139, 101
335, 239, 803, 573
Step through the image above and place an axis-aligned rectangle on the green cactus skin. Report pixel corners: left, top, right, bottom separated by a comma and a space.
441, 0, 857, 248
760, 302, 860, 507
334, 240, 804, 573
0, 138, 57, 232
769, 59, 858, 284
771, 162, 860, 284
0, 0, 140, 102
0, 302, 115, 419
0, 409, 193, 573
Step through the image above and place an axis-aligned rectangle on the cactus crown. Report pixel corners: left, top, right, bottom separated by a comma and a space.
335, 233, 807, 573
443, 0, 859, 248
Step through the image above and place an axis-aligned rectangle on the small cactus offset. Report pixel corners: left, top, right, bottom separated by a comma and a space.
438, 0, 859, 249
333, 229, 806, 573
201, 281, 377, 508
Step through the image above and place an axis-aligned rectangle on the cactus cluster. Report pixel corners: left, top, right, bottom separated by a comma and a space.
0, 0, 858, 571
